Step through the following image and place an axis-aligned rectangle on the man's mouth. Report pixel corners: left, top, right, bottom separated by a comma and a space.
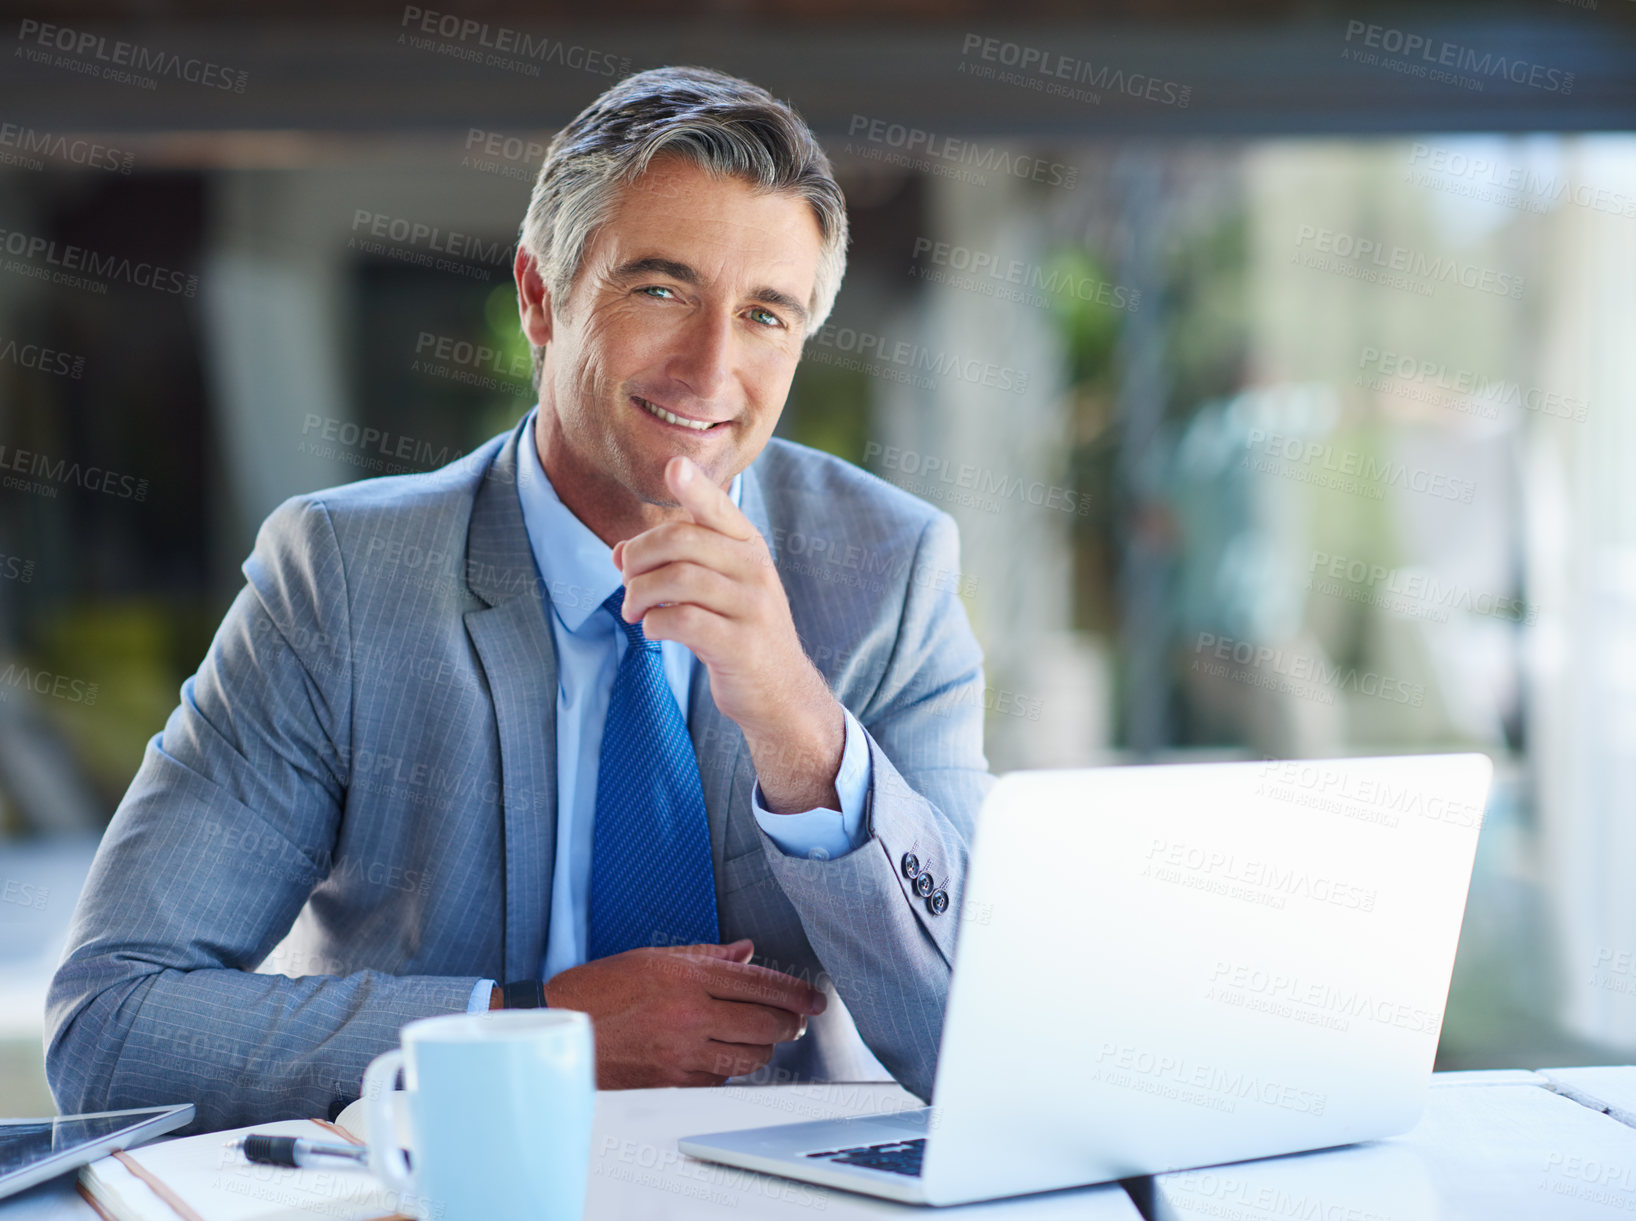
633, 395, 727, 432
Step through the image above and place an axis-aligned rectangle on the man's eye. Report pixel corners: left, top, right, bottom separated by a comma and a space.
639, 285, 675, 299
748, 307, 782, 328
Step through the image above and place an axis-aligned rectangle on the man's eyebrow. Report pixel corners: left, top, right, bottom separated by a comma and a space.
749, 285, 809, 327
612, 255, 809, 326
611, 255, 700, 285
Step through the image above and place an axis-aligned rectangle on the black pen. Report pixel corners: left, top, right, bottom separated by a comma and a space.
228, 1133, 410, 1170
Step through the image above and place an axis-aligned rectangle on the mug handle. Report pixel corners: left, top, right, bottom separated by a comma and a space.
362, 1048, 414, 1195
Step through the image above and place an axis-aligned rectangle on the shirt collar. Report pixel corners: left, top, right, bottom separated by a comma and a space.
514, 405, 742, 634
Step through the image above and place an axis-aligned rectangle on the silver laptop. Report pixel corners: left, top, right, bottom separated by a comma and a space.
681, 754, 1492, 1206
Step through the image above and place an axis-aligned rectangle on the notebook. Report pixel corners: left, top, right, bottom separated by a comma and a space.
77, 1116, 412, 1221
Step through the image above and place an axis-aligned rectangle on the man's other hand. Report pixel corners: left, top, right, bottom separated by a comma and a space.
541, 938, 827, 1088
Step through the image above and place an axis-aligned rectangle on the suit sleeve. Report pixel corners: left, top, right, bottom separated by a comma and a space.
753, 510, 994, 1102
44, 498, 483, 1132
750, 706, 872, 859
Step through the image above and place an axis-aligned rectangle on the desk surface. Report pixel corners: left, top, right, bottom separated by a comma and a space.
1541, 1065, 1636, 1126
6, 1070, 1634, 1220
1155, 1069, 1636, 1220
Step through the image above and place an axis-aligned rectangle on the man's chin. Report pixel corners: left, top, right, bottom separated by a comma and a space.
629, 455, 736, 504
630, 485, 684, 510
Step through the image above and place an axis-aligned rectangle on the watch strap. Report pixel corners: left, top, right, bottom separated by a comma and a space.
500, 979, 548, 1009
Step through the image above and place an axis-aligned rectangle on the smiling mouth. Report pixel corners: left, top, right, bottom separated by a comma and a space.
633, 395, 727, 432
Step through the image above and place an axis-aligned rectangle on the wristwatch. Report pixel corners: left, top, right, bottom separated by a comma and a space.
501, 979, 548, 1009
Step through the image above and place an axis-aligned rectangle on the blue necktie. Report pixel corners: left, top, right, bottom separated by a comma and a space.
586, 587, 719, 959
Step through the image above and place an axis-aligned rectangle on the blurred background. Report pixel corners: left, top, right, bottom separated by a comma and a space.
1, 0, 1634, 1113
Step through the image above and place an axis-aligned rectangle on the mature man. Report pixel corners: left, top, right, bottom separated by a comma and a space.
47, 66, 992, 1131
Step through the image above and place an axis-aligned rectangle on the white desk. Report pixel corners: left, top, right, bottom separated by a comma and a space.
1, 1083, 1139, 1220
1153, 1069, 1636, 1220
578, 1083, 1140, 1219
1542, 1065, 1636, 1127
5, 1071, 1634, 1219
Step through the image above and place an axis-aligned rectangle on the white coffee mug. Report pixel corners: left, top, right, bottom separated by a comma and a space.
362, 1009, 595, 1221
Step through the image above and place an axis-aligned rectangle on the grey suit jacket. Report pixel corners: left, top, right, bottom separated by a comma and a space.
45, 414, 993, 1131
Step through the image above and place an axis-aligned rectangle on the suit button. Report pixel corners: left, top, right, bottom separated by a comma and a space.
900, 852, 920, 878
927, 890, 949, 915
913, 872, 935, 898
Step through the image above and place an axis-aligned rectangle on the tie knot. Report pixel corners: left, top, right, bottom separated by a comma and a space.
604, 587, 656, 650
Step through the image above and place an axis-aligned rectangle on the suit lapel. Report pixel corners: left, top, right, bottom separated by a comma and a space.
463, 418, 557, 984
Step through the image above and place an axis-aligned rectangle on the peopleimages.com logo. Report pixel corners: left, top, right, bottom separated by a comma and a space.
0, 122, 133, 174
958, 33, 1192, 108
1341, 20, 1574, 94
1356, 346, 1589, 423
846, 114, 1078, 190
0, 226, 198, 297
1405, 144, 1636, 221
1192, 631, 1427, 708
15, 19, 249, 92
909, 238, 1140, 313
808, 323, 1029, 395
397, 6, 630, 79
1293, 225, 1524, 300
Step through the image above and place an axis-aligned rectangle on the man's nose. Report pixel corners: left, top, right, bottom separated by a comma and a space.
666, 308, 733, 401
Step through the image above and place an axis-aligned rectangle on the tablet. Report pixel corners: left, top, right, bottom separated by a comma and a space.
0, 1106, 195, 1200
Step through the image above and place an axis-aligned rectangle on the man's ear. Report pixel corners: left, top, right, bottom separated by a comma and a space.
514, 245, 554, 348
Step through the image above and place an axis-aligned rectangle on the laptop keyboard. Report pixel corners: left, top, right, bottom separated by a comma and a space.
804, 1137, 926, 1177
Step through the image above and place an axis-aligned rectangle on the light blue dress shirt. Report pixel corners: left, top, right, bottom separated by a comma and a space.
468, 409, 870, 1009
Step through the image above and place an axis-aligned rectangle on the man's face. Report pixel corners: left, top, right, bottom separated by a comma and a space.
523, 156, 822, 518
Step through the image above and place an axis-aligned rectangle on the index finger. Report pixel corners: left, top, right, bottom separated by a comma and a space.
688, 953, 827, 1016
666, 456, 754, 542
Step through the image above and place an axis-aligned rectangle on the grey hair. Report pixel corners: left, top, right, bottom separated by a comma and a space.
518, 66, 848, 388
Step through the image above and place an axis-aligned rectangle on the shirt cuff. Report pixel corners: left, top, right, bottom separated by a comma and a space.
751, 708, 872, 860
467, 978, 497, 1013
